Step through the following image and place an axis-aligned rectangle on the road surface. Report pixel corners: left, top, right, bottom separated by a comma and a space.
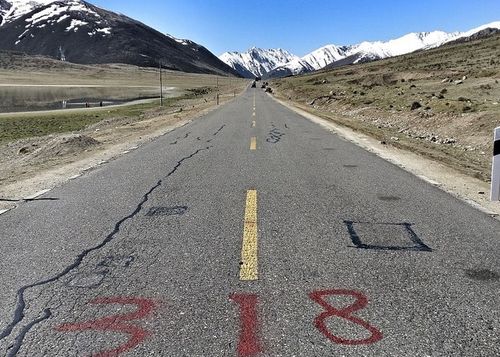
0, 87, 499, 356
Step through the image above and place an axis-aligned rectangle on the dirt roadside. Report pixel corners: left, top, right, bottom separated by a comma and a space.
0, 88, 246, 213
271, 94, 500, 217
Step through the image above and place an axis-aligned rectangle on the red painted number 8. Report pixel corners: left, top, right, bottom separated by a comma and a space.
309, 289, 382, 345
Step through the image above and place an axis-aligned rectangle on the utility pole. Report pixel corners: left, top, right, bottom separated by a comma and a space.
159, 61, 163, 107
216, 75, 219, 105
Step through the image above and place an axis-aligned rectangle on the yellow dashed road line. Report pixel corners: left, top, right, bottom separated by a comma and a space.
240, 190, 258, 281
250, 137, 257, 150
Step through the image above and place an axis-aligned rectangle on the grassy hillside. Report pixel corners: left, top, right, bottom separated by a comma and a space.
271, 34, 500, 181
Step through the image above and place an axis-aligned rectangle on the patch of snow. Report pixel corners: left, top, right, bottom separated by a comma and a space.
57, 14, 70, 23
66, 19, 87, 32
25, 4, 66, 24
166, 33, 191, 46
96, 27, 111, 35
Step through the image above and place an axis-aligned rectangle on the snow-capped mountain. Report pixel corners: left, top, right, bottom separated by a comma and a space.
0, 0, 239, 75
302, 44, 351, 70
219, 47, 299, 78
230, 21, 500, 79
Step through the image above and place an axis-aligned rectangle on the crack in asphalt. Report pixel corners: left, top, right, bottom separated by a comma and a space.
0, 146, 211, 354
212, 124, 225, 136
6, 309, 51, 357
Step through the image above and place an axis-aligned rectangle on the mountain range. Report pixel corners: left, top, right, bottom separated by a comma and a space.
220, 21, 500, 78
0, 0, 239, 75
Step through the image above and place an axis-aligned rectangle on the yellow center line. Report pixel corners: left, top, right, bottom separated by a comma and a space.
250, 137, 257, 150
240, 190, 258, 281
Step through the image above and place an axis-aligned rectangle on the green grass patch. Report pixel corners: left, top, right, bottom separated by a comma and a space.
0, 97, 183, 144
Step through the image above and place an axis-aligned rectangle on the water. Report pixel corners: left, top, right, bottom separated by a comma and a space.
0, 86, 174, 113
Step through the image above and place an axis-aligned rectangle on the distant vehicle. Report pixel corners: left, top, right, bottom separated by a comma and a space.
251, 81, 256, 88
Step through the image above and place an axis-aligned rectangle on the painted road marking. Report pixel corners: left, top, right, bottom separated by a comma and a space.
252, 121, 256, 128
252, 112, 256, 117
230, 294, 262, 356
250, 137, 257, 150
56, 297, 157, 356
309, 289, 382, 345
240, 190, 258, 281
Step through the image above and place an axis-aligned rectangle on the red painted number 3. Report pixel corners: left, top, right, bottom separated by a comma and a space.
56, 297, 156, 357
309, 289, 382, 345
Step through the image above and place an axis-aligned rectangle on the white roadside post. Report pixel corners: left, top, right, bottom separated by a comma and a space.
491, 127, 500, 201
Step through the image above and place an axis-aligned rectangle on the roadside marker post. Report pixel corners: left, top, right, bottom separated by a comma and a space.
491, 127, 500, 201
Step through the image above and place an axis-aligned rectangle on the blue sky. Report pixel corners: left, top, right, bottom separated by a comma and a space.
92, 0, 500, 56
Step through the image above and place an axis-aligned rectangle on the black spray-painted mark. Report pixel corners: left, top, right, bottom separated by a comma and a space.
0, 146, 211, 351
146, 206, 188, 217
266, 128, 285, 144
377, 195, 401, 201
465, 269, 499, 281
98, 255, 135, 268
344, 221, 432, 252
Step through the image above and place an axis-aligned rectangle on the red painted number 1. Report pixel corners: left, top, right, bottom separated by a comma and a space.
230, 293, 262, 357
309, 289, 382, 345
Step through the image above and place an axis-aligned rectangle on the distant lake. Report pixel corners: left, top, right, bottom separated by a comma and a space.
0, 85, 176, 113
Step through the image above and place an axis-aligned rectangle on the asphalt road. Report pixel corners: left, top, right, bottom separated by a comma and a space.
0, 87, 499, 356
